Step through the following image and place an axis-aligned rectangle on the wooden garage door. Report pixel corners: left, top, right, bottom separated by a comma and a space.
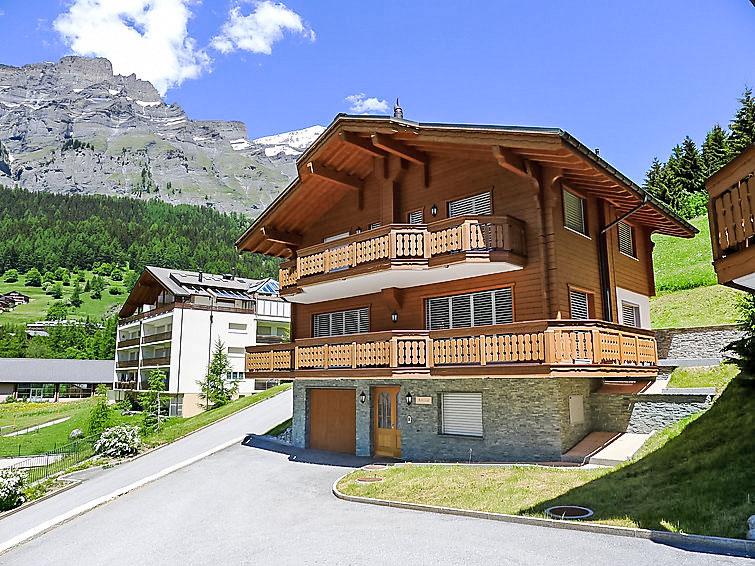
309, 388, 356, 454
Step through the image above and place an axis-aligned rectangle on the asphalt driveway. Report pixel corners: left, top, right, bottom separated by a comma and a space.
0, 434, 748, 565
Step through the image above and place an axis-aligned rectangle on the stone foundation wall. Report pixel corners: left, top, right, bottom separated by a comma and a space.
655, 325, 745, 360
591, 391, 713, 434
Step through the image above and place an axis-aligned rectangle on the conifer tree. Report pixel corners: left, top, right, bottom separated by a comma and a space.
70, 283, 82, 308
701, 124, 731, 177
729, 87, 755, 155
197, 339, 238, 410
643, 157, 665, 197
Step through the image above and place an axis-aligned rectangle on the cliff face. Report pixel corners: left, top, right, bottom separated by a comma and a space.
0, 56, 323, 215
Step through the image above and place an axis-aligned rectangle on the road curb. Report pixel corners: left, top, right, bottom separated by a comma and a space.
332, 475, 755, 559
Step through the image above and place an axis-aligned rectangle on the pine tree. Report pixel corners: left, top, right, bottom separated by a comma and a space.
87, 384, 111, 437
643, 157, 665, 197
677, 136, 705, 195
140, 369, 167, 431
70, 283, 82, 308
729, 87, 755, 155
197, 339, 238, 410
660, 145, 691, 216
701, 124, 731, 177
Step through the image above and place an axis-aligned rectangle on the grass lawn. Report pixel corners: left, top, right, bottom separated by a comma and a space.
142, 383, 291, 447
651, 215, 717, 292
650, 285, 743, 328
264, 417, 292, 437
0, 398, 139, 456
0, 269, 125, 324
0, 398, 97, 434
339, 369, 754, 539
668, 363, 739, 392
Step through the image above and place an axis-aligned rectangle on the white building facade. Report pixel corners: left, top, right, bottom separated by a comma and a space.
114, 267, 290, 417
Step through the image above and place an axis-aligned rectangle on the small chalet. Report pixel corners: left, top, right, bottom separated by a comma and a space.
239, 109, 695, 461
705, 145, 755, 292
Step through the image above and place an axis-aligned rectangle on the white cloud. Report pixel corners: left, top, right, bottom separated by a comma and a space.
345, 93, 389, 114
211, 1, 314, 55
53, 0, 210, 95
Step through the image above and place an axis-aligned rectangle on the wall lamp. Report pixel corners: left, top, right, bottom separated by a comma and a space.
360, 391, 366, 404
391, 311, 398, 323
431, 204, 438, 217
405, 392, 413, 405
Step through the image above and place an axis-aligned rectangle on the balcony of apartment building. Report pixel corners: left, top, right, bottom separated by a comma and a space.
246, 319, 658, 380
278, 215, 527, 303
706, 147, 755, 292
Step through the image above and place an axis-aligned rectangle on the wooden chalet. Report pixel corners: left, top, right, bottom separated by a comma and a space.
237, 110, 695, 460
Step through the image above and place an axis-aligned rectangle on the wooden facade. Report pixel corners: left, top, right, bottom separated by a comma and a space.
706, 145, 755, 293
238, 115, 695, 379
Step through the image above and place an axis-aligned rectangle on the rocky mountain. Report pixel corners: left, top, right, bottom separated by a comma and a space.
0, 56, 324, 215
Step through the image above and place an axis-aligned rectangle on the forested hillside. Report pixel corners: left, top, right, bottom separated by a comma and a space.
0, 186, 277, 279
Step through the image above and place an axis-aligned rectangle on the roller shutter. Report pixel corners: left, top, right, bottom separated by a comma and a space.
442, 393, 483, 437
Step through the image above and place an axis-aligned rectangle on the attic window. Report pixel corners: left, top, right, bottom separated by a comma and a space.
563, 189, 587, 236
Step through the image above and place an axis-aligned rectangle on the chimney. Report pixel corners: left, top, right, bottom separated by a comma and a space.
393, 98, 403, 119
198, 269, 203, 283
595, 148, 600, 156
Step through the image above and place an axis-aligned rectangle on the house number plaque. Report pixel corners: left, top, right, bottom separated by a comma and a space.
415, 396, 432, 405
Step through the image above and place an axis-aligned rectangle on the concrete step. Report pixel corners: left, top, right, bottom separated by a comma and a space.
562, 431, 652, 466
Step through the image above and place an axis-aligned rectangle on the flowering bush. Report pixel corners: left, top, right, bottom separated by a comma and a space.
93, 425, 141, 458
0, 468, 27, 511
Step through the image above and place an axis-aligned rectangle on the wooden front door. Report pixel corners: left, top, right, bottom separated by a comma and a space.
373, 386, 401, 458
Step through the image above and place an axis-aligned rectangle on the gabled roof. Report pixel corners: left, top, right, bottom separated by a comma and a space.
119, 266, 276, 318
236, 114, 696, 258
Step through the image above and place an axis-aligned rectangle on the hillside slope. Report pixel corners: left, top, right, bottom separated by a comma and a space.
0, 56, 323, 215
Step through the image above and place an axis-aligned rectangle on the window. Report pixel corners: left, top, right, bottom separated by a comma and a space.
313, 307, 369, 337
426, 288, 513, 330
442, 393, 483, 437
448, 191, 492, 217
563, 189, 587, 235
228, 322, 247, 332
323, 232, 349, 243
226, 371, 245, 381
369, 222, 381, 230
569, 289, 590, 320
407, 209, 423, 224
227, 347, 246, 357
621, 301, 641, 328
618, 221, 635, 257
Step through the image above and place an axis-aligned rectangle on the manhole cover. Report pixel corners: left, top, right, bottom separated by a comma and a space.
355, 476, 384, 483
545, 505, 594, 520
362, 464, 387, 471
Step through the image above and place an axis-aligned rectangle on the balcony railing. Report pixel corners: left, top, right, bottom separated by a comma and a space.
279, 215, 526, 290
119, 301, 255, 326
143, 331, 172, 344
114, 380, 136, 390
116, 359, 139, 369
246, 320, 657, 376
255, 335, 290, 345
117, 337, 140, 348
140, 356, 171, 367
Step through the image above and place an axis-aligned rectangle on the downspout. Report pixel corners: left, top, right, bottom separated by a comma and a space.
598, 196, 649, 322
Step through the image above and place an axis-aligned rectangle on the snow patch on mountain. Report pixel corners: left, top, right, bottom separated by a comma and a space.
252, 125, 325, 157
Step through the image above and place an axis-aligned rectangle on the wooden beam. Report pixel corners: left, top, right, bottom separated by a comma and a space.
380, 287, 403, 312
339, 132, 388, 158
493, 146, 531, 178
306, 161, 363, 191
261, 226, 302, 247
371, 133, 428, 165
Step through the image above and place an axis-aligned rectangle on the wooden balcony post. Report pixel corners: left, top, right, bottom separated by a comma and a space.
591, 329, 602, 364
323, 344, 329, 369
389, 230, 397, 260
426, 337, 434, 368
423, 231, 432, 259
618, 333, 625, 365
479, 334, 487, 366
544, 329, 555, 364
633, 335, 639, 365
390, 337, 398, 367
461, 220, 471, 251
352, 342, 357, 368
269, 351, 274, 371
294, 346, 300, 370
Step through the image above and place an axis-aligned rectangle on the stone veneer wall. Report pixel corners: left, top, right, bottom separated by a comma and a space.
655, 324, 745, 360
293, 377, 598, 462
591, 392, 713, 434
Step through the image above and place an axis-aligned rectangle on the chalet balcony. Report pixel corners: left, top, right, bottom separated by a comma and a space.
245, 320, 657, 380
708, 175, 755, 291
279, 215, 527, 303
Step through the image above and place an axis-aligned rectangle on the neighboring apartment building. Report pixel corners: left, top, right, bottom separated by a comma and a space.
239, 111, 696, 462
114, 267, 290, 417
705, 144, 755, 293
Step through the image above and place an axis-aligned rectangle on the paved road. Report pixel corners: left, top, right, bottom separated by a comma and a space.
1, 431, 747, 565
0, 389, 292, 550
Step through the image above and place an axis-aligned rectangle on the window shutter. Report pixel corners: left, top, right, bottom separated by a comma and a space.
408, 210, 423, 224
472, 291, 493, 326
442, 393, 483, 436
570, 289, 590, 320
563, 189, 586, 235
448, 191, 492, 217
344, 309, 360, 334
493, 287, 513, 324
369, 222, 381, 230
314, 308, 369, 337
451, 294, 472, 328
618, 222, 635, 257
426, 296, 451, 330
621, 301, 640, 328
314, 313, 330, 337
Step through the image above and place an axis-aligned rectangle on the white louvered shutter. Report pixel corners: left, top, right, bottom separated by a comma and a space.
618, 222, 635, 257
621, 302, 640, 328
570, 289, 590, 320
408, 210, 423, 224
448, 192, 492, 217
442, 393, 483, 436
563, 189, 586, 235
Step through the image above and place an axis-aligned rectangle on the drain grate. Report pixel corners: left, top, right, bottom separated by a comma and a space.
545, 505, 594, 520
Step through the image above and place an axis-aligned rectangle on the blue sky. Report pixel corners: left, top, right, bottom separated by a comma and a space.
1, 0, 755, 182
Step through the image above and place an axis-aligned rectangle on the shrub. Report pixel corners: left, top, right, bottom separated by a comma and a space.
94, 425, 140, 457
87, 384, 111, 436
4, 269, 18, 283
24, 268, 41, 287
0, 468, 27, 511
108, 285, 123, 295
726, 294, 755, 376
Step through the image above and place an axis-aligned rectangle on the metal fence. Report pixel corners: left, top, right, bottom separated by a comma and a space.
7, 435, 96, 483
